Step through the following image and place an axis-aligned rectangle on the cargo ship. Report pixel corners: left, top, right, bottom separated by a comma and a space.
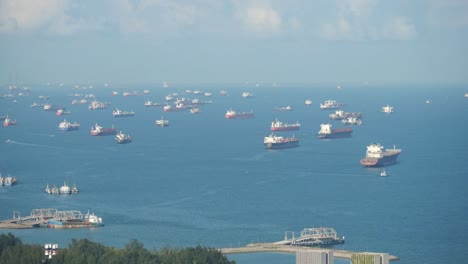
270, 118, 300, 131
329, 109, 362, 120
88, 100, 109, 110
90, 123, 117, 136
360, 144, 402, 167
319, 100, 343, 110
112, 108, 135, 117
317, 123, 352, 139
56, 108, 71, 116
0, 174, 18, 186
115, 131, 132, 144
58, 120, 80, 131
225, 109, 254, 119
264, 134, 299, 149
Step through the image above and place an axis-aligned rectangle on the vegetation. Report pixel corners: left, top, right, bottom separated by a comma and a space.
0, 233, 235, 264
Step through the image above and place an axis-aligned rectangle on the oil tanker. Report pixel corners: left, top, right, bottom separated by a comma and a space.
360, 144, 402, 167
317, 123, 352, 139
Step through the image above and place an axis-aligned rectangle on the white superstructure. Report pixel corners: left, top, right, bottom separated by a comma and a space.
318, 123, 333, 134
381, 104, 394, 113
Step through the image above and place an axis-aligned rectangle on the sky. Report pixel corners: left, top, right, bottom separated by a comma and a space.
0, 0, 467, 86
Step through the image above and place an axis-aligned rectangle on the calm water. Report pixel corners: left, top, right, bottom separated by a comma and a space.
1, 84, 467, 264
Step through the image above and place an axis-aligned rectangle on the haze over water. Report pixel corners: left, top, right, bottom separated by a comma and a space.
1, 83, 467, 264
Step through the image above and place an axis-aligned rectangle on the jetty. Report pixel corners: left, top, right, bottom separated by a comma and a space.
219, 243, 399, 261
1, 209, 86, 229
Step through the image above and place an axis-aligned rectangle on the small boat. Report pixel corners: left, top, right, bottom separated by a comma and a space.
190, 107, 201, 114
3, 117, 16, 127
155, 118, 169, 127
305, 99, 312, 106
115, 131, 132, 144
220, 90, 228, 96
242, 92, 254, 98
59, 182, 71, 194
382, 105, 394, 113
380, 169, 387, 177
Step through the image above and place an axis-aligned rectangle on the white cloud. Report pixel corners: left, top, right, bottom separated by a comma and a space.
321, 0, 416, 40
0, 0, 67, 32
240, 6, 282, 34
384, 16, 416, 40
343, 0, 376, 17
0, 0, 105, 35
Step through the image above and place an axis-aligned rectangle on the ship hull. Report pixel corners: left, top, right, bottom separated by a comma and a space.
48, 220, 104, 229
270, 126, 300, 131
317, 129, 352, 139
116, 139, 132, 144
225, 114, 254, 119
91, 129, 117, 136
360, 153, 400, 167
265, 141, 299, 149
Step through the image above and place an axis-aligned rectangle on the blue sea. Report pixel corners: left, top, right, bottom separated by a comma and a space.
1, 84, 467, 264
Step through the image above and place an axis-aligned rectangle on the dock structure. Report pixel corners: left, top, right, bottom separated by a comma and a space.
219, 243, 399, 262
275, 227, 345, 247
0, 209, 84, 229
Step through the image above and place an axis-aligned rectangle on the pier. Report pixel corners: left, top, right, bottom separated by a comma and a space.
219, 243, 399, 261
0, 209, 83, 229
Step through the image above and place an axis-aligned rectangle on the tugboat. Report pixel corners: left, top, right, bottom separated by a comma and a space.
317, 123, 352, 139
264, 134, 299, 149
360, 144, 402, 167
90, 123, 117, 136
115, 131, 132, 144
